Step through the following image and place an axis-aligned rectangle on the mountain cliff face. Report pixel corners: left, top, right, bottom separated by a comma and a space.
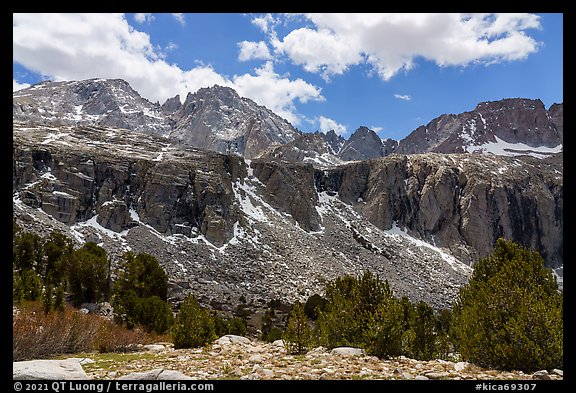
167, 86, 301, 159
395, 98, 563, 157
12, 79, 564, 310
13, 122, 563, 309
13, 80, 301, 160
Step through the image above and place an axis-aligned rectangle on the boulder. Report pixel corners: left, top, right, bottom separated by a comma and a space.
216, 335, 251, 346
117, 369, 194, 380
330, 347, 365, 357
13, 359, 88, 380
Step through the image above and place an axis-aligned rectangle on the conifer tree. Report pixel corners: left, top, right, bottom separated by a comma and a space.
452, 238, 563, 371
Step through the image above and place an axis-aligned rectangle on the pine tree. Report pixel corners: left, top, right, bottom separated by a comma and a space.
171, 295, 216, 349
452, 238, 563, 372
283, 302, 313, 354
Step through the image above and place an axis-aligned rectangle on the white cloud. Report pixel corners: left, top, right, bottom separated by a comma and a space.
394, 94, 412, 101
232, 61, 324, 125
12, 13, 322, 126
251, 13, 276, 34
272, 13, 541, 81
237, 41, 272, 61
317, 115, 347, 136
134, 13, 154, 24
371, 126, 383, 132
277, 28, 362, 80
172, 13, 185, 26
13, 79, 30, 91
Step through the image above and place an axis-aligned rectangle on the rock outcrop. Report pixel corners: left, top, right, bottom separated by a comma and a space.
13, 359, 89, 380
395, 98, 563, 157
339, 126, 397, 161
13, 122, 562, 311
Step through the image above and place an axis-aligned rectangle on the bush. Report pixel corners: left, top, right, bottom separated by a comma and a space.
363, 297, 404, 358
303, 294, 326, 320
135, 296, 174, 335
67, 242, 110, 305
13, 301, 159, 361
315, 271, 395, 349
172, 295, 216, 349
13, 269, 43, 302
283, 302, 313, 354
228, 317, 247, 336
452, 238, 563, 372
112, 252, 172, 333
401, 301, 437, 360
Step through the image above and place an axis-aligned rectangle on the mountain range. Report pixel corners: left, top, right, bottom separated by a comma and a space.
13, 78, 562, 162
12, 78, 563, 317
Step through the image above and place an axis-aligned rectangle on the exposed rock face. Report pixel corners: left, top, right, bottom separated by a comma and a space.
13, 80, 301, 160
261, 127, 398, 166
322, 130, 346, 155
396, 98, 563, 157
257, 132, 345, 166
339, 126, 395, 161
13, 124, 243, 247
12, 79, 170, 134
13, 122, 563, 311
165, 85, 301, 159
316, 153, 563, 268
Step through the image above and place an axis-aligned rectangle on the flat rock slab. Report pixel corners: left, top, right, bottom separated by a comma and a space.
330, 347, 365, 357
13, 359, 88, 380
216, 335, 251, 345
117, 369, 194, 380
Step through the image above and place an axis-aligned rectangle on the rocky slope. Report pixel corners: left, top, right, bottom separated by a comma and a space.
13, 122, 563, 314
13, 79, 301, 159
166, 85, 301, 159
395, 98, 563, 157
14, 336, 563, 381
12, 79, 170, 135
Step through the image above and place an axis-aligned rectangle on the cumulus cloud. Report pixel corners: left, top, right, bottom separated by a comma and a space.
13, 79, 30, 91
134, 13, 154, 24
237, 41, 272, 61
394, 94, 412, 101
232, 61, 324, 124
12, 13, 322, 126
251, 13, 277, 34
317, 115, 347, 135
270, 13, 541, 81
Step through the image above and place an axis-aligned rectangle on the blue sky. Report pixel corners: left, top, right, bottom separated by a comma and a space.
13, 13, 563, 140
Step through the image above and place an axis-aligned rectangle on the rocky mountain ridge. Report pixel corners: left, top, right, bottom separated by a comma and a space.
13, 79, 563, 164
13, 121, 563, 312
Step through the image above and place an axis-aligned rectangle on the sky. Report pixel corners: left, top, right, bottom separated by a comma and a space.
13, 13, 563, 141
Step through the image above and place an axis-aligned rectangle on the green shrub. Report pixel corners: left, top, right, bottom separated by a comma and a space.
112, 252, 172, 333
67, 242, 110, 305
113, 252, 168, 301
303, 294, 326, 320
13, 269, 43, 302
283, 302, 313, 354
402, 301, 437, 360
315, 271, 395, 349
228, 317, 247, 336
135, 296, 174, 334
452, 238, 563, 372
172, 295, 216, 349
363, 297, 404, 358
